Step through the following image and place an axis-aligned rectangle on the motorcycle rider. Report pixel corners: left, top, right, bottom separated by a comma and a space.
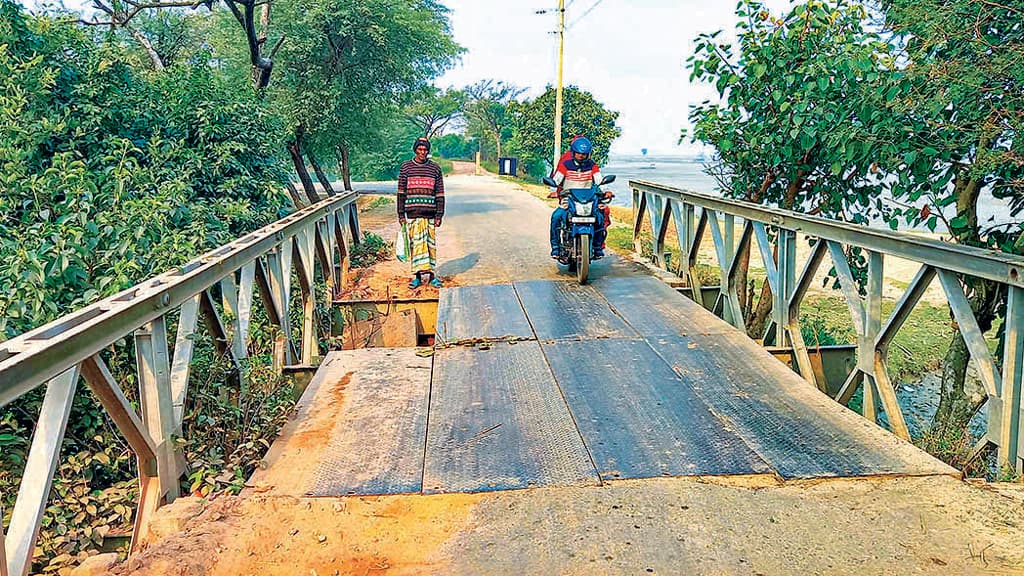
549, 136, 609, 259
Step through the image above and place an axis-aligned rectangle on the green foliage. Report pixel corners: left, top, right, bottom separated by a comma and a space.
350, 232, 392, 268
0, 4, 290, 339
0, 3, 296, 572
181, 335, 295, 499
507, 85, 621, 178
690, 0, 1022, 437
463, 79, 524, 160
688, 0, 890, 218
432, 133, 478, 159
876, 0, 1023, 247
271, 0, 463, 172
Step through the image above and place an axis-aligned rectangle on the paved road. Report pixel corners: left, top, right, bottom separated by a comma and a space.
436, 173, 647, 284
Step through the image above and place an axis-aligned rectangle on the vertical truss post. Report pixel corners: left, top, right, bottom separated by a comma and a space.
707, 210, 744, 330
266, 246, 295, 367
632, 186, 647, 255
1000, 286, 1024, 471
861, 250, 883, 423
293, 227, 318, 364
5, 367, 79, 576
135, 318, 179, 504
775, 229, 796, 347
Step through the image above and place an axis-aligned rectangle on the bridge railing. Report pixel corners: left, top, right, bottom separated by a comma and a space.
0, 191, 361, 576
631, 179, 1024, 474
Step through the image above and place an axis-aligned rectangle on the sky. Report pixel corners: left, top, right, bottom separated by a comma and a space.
25, 0, 793, 157
435, 0, 792, 156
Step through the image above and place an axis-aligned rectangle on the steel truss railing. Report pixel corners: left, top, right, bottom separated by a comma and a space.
631, 179, 1024, 474
0, 192, 361, 576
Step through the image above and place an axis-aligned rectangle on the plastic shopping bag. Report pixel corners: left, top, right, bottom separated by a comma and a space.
395, 222, 410, 262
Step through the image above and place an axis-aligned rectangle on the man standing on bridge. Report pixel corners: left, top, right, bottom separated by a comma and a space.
398, 137, 445, 289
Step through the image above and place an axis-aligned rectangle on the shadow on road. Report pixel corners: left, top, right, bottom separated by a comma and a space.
438, 253, 481, 277
449, 200, 511, 215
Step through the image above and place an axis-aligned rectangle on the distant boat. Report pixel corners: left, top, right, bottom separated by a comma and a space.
638, 162, 656, 170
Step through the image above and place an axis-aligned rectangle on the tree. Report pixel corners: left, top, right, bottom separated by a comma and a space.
687, 0, 892, 335
272, 0, 462, 192
507, 85, 621, 178
872, 0, 1024, 435
405, 86, 466, 138
464, 79, 525, 160
0, 5, 292, 570
80, 0, 284, 88
687, 0, 1024, 443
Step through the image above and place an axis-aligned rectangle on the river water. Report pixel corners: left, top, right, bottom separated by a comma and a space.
600, 154, 1018, 233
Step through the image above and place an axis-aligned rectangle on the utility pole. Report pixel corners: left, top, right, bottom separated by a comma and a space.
552, 0, 566, 173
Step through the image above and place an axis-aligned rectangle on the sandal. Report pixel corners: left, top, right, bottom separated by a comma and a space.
429, 277, 443, 288
408, 276, 423, 289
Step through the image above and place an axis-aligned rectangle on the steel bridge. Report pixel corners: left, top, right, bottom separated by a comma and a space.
1, 178, 1023, 575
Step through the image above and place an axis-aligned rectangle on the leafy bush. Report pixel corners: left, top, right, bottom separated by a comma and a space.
0, 4, 292, 572
349, 231, 392, 268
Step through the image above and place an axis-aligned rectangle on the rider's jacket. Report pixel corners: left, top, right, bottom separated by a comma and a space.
552, 157, 603, 192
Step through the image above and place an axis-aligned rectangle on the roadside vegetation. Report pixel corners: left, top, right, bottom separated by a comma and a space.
0, 0, 460, 572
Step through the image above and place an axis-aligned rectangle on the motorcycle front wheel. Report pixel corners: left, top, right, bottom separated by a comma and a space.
576, 234, 590, 284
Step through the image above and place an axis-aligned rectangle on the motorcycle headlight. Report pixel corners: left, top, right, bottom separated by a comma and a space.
575, 201, 593, 216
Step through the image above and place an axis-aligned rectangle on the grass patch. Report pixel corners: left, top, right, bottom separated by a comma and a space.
799, 295, 952, 383
362, 196, 394, 211
435, 158, 454, 174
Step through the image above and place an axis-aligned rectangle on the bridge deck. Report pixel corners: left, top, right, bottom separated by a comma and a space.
254, 276, 952, 498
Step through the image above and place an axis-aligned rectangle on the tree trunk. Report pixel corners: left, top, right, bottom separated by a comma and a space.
495, 131, 502, 159
337, 145, 353, 191
932, 283, 999, 434
734, 170, 775, 333
285, 182, 307, 209
931, 171, 997, 434
287, 125, 319, 205
307, 151, 336, 197
748, 279, 774, 339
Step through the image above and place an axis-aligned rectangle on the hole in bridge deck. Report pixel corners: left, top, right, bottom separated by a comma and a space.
331, 297, 438, 350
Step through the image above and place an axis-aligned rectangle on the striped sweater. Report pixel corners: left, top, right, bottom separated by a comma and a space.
397, 158, 445, 220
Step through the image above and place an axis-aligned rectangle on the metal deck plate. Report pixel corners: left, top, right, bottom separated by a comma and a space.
593, 275, 736, 336
514, 280, 638, 341
423, 341, 599, 493
542, 338, 770, 480
651, 334, 953, 478
307, 349, 432, 496
436, 284, 535, 346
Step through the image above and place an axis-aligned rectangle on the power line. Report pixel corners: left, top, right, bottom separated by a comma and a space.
567, 0, 605, 30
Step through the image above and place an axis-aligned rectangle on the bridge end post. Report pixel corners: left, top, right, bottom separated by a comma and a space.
999, 286, 1024, 474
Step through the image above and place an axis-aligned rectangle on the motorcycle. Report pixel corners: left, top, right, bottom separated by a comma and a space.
542, 174, 616, 284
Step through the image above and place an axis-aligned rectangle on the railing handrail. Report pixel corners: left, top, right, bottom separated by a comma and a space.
0, 191, 357, 406
631, 178, 1023, 474
630, 180, 1024, 288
